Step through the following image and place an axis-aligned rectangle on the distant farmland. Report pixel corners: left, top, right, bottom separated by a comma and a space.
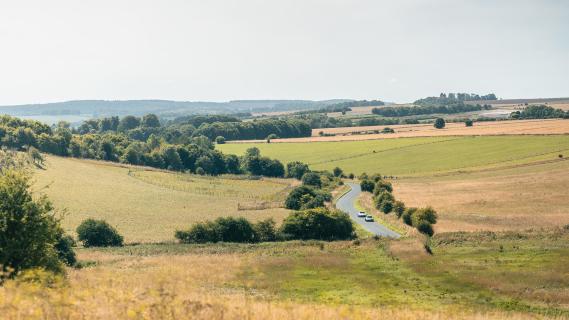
228, 119, 569, 143
219, 135, 569, 176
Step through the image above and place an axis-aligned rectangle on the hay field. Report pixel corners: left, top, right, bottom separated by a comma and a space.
1, 240, 562, 319
392, 159, 569, 232
263, 119, 569, 142
220, 135, 569, 176
33, 156, 294, 243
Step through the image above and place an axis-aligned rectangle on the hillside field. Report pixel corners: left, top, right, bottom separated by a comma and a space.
33, 156, 294, 243
220, 135, 569, 176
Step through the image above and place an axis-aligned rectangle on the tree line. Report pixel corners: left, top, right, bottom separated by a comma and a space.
414, 93, 497, 106
371, 104, 490, 117
360, 173, 438, 237
510, 105, 569, 119
0, 115, 289, 177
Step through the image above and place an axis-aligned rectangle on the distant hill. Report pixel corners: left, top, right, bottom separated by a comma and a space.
0, 99, 353, 124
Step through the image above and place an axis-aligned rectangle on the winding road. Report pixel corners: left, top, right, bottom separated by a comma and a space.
336, 182, 400, 238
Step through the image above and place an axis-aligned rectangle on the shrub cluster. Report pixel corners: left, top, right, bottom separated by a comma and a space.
176, 208, 354, 244
76, 219, 124, 247
360, 175, 438, 236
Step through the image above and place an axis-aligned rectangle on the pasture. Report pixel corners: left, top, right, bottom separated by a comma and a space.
33, 156, 294, 243
220, 135, 569, 176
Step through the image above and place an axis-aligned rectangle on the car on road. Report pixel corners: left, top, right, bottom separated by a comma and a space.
357, 211, 366, 217
364, 215, 374, 222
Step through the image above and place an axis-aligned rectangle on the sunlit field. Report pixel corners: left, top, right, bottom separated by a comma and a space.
220, 135, 569, 176
33, 156, 294, 243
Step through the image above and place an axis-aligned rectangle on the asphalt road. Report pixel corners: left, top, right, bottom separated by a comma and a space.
336, 182, 400, 238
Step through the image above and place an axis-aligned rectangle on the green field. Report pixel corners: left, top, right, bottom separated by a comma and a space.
220, 135, 569, 176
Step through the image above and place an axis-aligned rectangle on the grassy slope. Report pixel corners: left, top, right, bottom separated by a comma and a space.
33, 156, 293, 243
219, 135, 569, 176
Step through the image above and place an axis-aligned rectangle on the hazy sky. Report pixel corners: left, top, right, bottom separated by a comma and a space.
0, 0, 567, 105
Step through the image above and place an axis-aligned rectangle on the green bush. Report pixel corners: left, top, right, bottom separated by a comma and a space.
254, 218, 277, 242
393, 201, 406, 218
0, 170, 69, 278
373, 180, 393, 195
374, 190, 395, 210
380, 200, 394, 214
402, 207, 417, 226
412, 207, 438, 226
55, 233, 77, 266
434, 118, 446, 129
301, 172, 322, 188
332, 167, 343, 177
417, 221, 434, 236
360, 180, 375, 193
176, 217, 258, 243
76, 219, 124, 247
285, 185, 330, 211
279, 208, 355, 241
286, 161, 310, 180
465, 119, 473, 127
215, 136, 226, 144
175, 221, 217, 243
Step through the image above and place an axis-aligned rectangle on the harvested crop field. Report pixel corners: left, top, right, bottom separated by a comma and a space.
33, 156, 294, 243
392, 158, 569, 232
228, 119, 569, 143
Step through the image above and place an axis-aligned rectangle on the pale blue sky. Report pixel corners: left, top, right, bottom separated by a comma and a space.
0, 0, 567, 104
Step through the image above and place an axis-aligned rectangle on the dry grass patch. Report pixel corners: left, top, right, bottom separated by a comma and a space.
393, 159, 569, 232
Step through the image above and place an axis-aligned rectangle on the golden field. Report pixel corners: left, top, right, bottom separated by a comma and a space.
33, 156, 294, 243
226, 119, 569, 143
393, 158, 569, 232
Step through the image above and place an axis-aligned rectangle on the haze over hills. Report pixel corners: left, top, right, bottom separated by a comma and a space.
0, 99, 353, 124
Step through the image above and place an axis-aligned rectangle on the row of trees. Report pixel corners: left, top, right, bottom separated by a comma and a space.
510, 105, 569, 119
371, 104, 490, 117
175, 208, 355, 243
191, 118, 311, 141
360, 173, 438, 236
415, 93, 497, 106
0, 115, 291, 177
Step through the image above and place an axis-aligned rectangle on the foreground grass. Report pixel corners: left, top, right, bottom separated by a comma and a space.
2, 235, 567, 319
33, 156, 294, 243
219, 135, 569, 176
398, 229, 569, 317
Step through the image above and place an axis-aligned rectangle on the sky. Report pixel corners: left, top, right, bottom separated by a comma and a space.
0, 0, 567, 105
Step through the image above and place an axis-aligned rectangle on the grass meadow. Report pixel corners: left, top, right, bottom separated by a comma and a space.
33, 156, 294, 243
2, 237, 567, 319
220, 135, 569, 176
